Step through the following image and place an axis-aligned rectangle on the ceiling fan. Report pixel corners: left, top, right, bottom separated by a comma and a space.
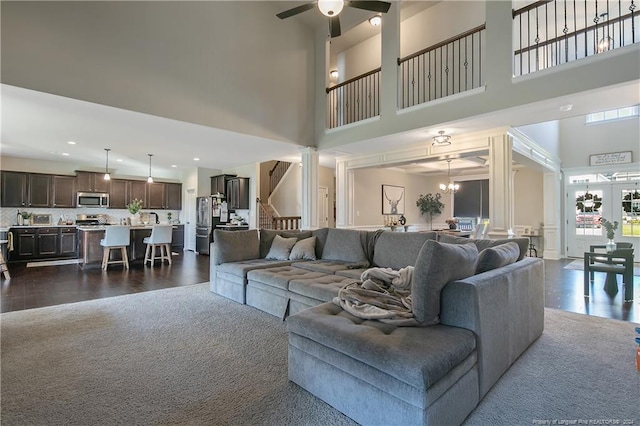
277, 0, 392, 38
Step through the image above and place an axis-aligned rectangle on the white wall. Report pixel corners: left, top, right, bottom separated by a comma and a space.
517, 121, 561, 159
270, 164, 302, 217
559, 115, 640, 168
514, 167, 544, 230
2, 1, 316, 146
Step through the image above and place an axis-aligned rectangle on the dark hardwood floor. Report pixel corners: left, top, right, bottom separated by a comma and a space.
1, 253, 638, 322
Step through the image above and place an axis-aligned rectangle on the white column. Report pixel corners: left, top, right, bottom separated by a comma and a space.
487, 133, 514, 237
335, 159, 354, 228
380, 0, 400, 118
300, 147, 319, 230
543, 171, 562, 259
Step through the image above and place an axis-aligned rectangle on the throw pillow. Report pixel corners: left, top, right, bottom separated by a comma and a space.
412, 240, 479, 325
476, 241, 520, 274
265, 235, 298, 260
289, 236, 317, 261
437, 233, 528, 261
259, 229, 312, 259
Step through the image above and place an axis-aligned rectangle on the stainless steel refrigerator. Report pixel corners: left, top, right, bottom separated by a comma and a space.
196, 196, 227, 255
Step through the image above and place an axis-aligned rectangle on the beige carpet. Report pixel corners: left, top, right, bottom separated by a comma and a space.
1, 284, 638, 425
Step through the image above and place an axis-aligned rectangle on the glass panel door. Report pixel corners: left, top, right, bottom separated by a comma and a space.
566, 185, 606, 257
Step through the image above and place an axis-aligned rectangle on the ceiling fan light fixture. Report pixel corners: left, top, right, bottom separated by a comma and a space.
369, 15, 382, 26
103, 148, 111, 181
318, 0, 344, 17
432, 130, 452, 146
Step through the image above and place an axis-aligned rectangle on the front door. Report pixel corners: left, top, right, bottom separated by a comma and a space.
318, 186, 329, 228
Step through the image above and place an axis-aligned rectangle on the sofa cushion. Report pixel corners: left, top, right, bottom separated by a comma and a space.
247, 266, 326, 290
259, 229, 312, 259
321, 228, 368, 264
288, 275, 356, 302
372, 231, 438, 270
476, 242, 520, 274
293, 259, 367, 274
287, 302, 477, 390
213, 229, 259, 265
289, 236, 317, 261
412, 240, 479, 325
216, 259, 293, 278
266, 235, 298, 260
437, 234, 529, 261
335, 269, 366, 279
311, 228, 330, 259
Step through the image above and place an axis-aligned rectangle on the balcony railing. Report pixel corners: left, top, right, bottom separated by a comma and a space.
398, 24, 486, 109
326, 68, 381, 129
513, 0, 639, 76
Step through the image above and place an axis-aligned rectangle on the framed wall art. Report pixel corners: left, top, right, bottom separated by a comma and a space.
381, 185, 405, 215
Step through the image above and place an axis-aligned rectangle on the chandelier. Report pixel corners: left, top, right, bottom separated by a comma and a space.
432, 131, 451, 146
439, 160, 460, 194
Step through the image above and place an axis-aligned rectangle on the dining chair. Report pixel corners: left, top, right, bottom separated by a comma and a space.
583, 244, 634, 301
100, 225, 131, 270
143, 225, 173, 266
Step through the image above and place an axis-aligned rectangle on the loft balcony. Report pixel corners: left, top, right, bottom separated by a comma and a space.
325, 0, 639, 130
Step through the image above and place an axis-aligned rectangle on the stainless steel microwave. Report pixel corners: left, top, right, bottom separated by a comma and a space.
77, 192, 109, 208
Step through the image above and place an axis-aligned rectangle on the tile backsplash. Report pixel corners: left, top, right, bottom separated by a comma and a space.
2, 207, 181, 227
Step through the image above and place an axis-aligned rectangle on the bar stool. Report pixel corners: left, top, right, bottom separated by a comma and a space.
0, 239, 10, 280
143, 225, 173, 266
100, 226, 131, 270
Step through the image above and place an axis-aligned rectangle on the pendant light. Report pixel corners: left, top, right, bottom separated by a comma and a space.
147, 154, 154, 183
439, 160, 460, 193
103, 148, 111, 181
432, 131, 451, 146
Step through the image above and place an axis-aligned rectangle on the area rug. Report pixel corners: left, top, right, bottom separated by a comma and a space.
564, 258, 640, 276
1, 284, 638, 425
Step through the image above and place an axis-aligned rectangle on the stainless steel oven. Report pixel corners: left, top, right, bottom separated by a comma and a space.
77, 192, 109, 208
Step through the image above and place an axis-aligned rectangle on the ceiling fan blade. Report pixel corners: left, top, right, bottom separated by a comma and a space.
329, 15, 342, 38
276, 2, 316, 19
347, 1, 391, 13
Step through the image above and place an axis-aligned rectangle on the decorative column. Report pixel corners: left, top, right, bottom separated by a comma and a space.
487, 133, 514, 237
335, 159, 354, 228
300, 147, 319, 230
380, 0, 400, 119
543, 171, 562, 259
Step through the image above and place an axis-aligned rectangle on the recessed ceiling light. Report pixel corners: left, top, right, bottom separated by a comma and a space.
67, 141, 76, 145
193, 157, 200, 161
559, 104, 573, 112
62, 153, 70, 156
369, 15, 382, 26
171, 164, 177, 168
116, 158, 123, 162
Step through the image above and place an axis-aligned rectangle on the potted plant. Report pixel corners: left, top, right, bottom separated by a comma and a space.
445, 218, 458, 230
600, 217, 619, 252
416, 193, 444, 230
20, 211, 32, 226
126, 198, 143, 225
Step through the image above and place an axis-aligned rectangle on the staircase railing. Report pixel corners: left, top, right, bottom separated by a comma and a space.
326, 68, 381, 129
269, 161, 291, 195
513, 0, 639, 76
398, 24, 486, 109
257, 198, 301, 230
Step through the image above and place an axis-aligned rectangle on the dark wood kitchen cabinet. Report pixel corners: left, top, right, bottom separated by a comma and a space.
60, 228, 77, 256
147, 183, 166, 209
226, 177, 250, 210
76, 171, 109, 193
36, 227, 59, 257
211, 174, 236, 197
52, 175, 76, 208
130, 181, 147, 207
28, 174, 52, 208
165, 183, 182, 210
109, 179, 129, 209
171, 224, 184, 252
1, 171, 28, 207
12, 228, 36, 260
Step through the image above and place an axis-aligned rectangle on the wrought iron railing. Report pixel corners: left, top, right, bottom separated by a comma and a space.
513, 0, 639, 76
398, 24, 486, 109
326, 68, 381, 129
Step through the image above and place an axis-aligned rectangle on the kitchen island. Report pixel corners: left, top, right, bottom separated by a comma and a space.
78, 224, 183, 268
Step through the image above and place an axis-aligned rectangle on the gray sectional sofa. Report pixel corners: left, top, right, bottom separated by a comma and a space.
209, 227, 544, 425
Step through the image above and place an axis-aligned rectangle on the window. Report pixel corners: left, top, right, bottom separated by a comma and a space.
454, 180, 489, 219
621, 189, 640, 237
586, 105, 639, 124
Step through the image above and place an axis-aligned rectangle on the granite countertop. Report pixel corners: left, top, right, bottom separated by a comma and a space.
77, 224, 182, 231
8, 225, 78, 228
